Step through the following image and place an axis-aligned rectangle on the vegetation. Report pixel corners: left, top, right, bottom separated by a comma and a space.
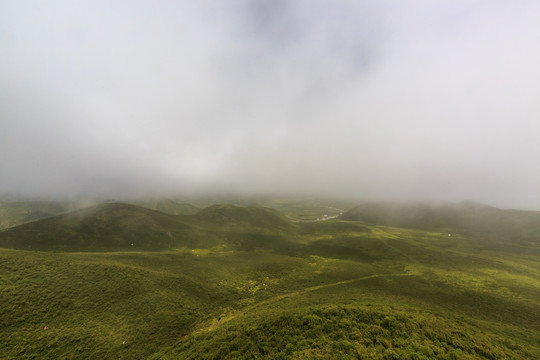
128, 198, 200, 215
341, 202, 540, 250
0, 200, 538, 359
0, 198, 201, 230
0, 201, 73, 230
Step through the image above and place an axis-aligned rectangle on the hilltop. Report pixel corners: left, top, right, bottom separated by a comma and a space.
0, 202, 298, 252
0, 203, 195, 251
195, 204, 294, 231
341, 201, 540, 248
341, 201, 499, 229
0, 201, 73, 229
0, 197, 348, 229
129, 198, 200, 215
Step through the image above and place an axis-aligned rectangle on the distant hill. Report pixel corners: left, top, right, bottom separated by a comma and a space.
128, 198, 200, 215
195, 204, 295, 232
0, 203, 297, 252
0, 198, 200, 230
0, 201, 74, 229
0, 203, 195, 251
153, 199, 200, 215
341, 201, 540, 246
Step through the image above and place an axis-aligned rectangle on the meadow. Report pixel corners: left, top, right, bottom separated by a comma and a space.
0, 201, 539, 359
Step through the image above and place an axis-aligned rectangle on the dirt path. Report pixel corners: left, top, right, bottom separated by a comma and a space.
196, 272, 413, 334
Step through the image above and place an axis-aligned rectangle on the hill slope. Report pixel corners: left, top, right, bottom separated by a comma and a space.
0, 203, 298, 252
0, 203, 195, 251
1, 201, 539, 359
195, 204, 295, 232
128, 198, 200, 215
0, 201, 74, 229
341, 201, 540, 247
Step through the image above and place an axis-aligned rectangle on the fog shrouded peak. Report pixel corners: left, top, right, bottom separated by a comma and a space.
1, 1, 540, 209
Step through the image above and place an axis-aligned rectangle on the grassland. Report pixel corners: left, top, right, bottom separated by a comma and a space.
0, 201, 539, 359
0, 198, 200, 231
0, 201, 73, 230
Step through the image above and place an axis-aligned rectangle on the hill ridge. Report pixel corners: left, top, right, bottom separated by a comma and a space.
0, 202, 297, 252
340, 201, 540, 246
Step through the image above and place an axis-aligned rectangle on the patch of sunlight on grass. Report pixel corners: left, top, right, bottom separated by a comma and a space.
479, 268, 540, 292
413, 264, 531, 300
308, 255, 340, 274
369, 227, 400, 240
190, 249, 211, 256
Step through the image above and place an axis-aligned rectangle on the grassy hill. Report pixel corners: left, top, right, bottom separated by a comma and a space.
341, 201, 540, 248
0, 203, 196, 251
248, 198, 353, 221
0, 201, 74, 229
0, 203, 298, 252
128, 198, 200, 215
0, 199, 201, 231
1, 201, 539, 359
195, 204, 295, 231
0, 197, 347, 229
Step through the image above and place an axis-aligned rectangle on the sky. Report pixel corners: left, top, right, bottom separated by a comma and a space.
1, 0, 540, 209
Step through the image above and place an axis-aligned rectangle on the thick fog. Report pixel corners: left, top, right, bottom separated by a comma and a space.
1, 1, 540, 209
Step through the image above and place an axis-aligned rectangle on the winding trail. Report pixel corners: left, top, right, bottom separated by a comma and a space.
196, 272, 413, 334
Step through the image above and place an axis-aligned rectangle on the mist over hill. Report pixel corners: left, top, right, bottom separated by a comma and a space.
341, 201, 540, 248
196, 204, 294, 231
2, 199, 540, 255
0, 202, 301, 252
0, 203, 191, 251
2, 1, 540, 210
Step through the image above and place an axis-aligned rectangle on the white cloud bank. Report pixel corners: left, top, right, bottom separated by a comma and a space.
1, 1, 540, 208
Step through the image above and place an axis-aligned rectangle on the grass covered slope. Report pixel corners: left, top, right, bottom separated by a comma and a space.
195, 204, 295, 232
158, 304, 535, 360
0, 198, 201, 230
128, 198, 200, 215
341, 202, 540, 248
0, 203, 298, 252
1, 202, 539, 359
0, 203, 195, 251
151, 218, 540, 359
0, 201, 73, 229
0, 249, 299, 359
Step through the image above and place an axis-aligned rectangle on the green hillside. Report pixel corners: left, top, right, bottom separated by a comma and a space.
0, 203, 298, 252
0, 199, 200, 231
1, 201, 539, 359
0, 203, 196, 251
0, 201, 74, 229
128, 198, 200, 215
248, 198, 352, 221
196, 204, 295, 231
341, 202, 540, 248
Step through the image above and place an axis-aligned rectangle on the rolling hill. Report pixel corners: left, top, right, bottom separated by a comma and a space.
0, 200, 539, 359
341, 201, 540, 248
0, 203, 194, 251
129, 198, 200, 215
0, 203, 298, 252
0, 198, 201, 231
0, 201, 74, 229
195, 204, 295, 231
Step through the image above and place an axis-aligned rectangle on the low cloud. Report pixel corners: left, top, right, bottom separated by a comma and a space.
1, 1, 540, 209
